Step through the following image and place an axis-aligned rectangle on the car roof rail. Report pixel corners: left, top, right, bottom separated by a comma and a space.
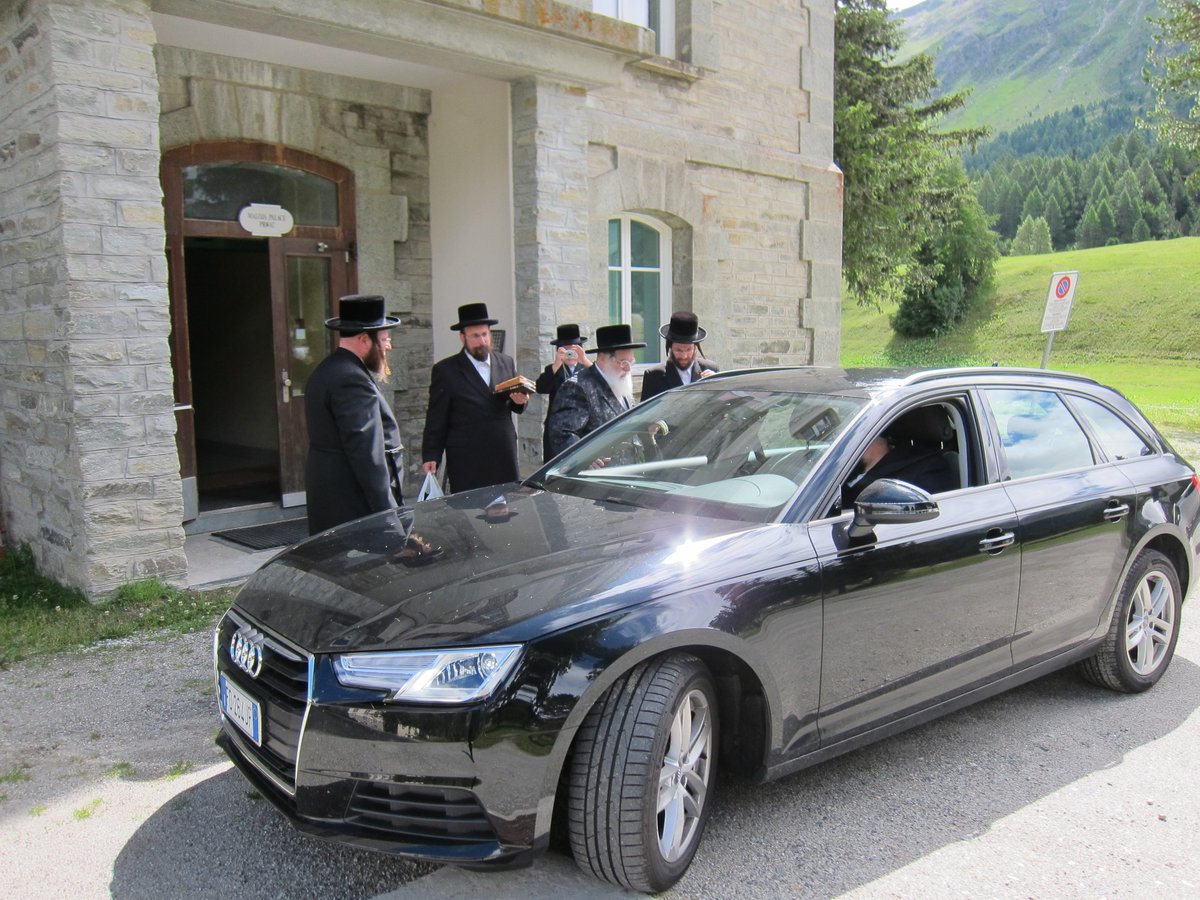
900, 366, 1101, 387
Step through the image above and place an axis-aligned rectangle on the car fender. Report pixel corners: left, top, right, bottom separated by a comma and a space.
527, 615, 783, 838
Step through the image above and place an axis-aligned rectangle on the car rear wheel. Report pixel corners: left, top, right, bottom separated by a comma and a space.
1078, 549, 1181, 692
568, 654, 718, 893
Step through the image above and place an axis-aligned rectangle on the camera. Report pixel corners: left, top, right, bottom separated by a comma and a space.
564, 349, 576, 360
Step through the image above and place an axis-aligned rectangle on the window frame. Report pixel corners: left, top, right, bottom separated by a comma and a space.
594, 0, 676, 58
608, 213, 673, 368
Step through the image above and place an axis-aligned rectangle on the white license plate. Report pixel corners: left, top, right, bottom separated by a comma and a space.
220, 674, 262, 746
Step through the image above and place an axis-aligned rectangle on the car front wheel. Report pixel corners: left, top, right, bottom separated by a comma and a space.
1078, 549, 1181, 692
568, 654, 718, 893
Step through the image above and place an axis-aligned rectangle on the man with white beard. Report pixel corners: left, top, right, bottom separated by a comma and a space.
544, 323, 645, 459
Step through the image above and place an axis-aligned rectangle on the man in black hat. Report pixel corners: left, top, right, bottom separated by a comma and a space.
305, 294, 403, 535
544, 323, 645, 459
421, 303, 528, 493
535, 323, 591, 462
639, 311, 719, 402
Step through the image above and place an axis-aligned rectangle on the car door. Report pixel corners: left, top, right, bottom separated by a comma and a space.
985, 387, 1140, 668
809, 396, 1022, 746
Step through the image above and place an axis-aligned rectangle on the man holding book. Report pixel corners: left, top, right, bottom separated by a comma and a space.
421, 303, 528, 493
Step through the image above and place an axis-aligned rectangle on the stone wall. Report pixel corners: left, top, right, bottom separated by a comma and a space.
154, 46, 433, 485
510, 77, 592, 461
584, 0, 841, 370
0, 0, 185, 594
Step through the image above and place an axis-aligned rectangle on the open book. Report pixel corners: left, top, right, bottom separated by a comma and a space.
493, 374, 537, 395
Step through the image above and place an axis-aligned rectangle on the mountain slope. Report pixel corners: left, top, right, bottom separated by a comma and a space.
899, 0, 1159, 135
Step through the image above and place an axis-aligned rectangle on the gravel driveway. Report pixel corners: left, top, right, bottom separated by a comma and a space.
0, 628, 435, 899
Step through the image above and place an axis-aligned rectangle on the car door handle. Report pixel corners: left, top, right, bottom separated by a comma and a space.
1103, 501, 1130, 522
979, 529, 1016, 554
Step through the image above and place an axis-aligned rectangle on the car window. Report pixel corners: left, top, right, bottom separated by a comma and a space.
1070, 396, 1153, 461
837, 401, 967, 509
541, 387, 866, 521
987, 388, 1095, 479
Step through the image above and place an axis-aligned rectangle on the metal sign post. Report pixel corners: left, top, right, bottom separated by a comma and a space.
1039, 271, 1079, 368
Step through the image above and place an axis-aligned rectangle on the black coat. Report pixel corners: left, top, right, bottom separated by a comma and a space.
841, 444, 958, 507
544, 366, 628, 459
535, 361, 585, 462
305, 348, 402, 535
639, 356, 720, 401
421, 350, 525, 494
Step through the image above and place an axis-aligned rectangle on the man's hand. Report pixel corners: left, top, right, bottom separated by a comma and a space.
510, 390, 529, 406
572, 344, 592, 367
699, 368, 715, 378
585, 456, 610, 470
423, 460, 438, 475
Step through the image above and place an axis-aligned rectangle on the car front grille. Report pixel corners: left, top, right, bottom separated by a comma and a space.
216, 610, 311, 794
347, 782, 498, 845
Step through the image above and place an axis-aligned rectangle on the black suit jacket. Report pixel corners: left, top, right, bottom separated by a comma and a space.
544, 366, 628, 459
421, 350, 525, 494
841, 445, 957, 506
639, 357, 720, 401
305, 347, 402, 534
536, 361, 584, 461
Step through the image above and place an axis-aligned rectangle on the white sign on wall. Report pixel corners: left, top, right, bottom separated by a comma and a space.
1040, 270, 1079, 333
238, 203, 295, 237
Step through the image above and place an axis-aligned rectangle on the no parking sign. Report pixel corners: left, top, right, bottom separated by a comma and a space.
1040, 271, 1079, 333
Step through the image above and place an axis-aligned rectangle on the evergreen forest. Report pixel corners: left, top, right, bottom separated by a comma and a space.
972, 125, 1200, 256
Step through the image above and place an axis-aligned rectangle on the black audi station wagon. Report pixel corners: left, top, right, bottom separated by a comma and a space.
214, 367, 1199, 893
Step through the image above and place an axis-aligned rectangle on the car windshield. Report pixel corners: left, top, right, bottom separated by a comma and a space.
538, 385, 866, 521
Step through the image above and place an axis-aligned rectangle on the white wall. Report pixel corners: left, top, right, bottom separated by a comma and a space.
429, 78, 515, 361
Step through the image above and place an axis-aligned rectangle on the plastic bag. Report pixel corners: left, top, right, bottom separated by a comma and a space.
416, 471, 444, 502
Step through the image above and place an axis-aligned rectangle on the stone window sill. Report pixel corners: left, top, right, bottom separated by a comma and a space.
631, 55, 705, 82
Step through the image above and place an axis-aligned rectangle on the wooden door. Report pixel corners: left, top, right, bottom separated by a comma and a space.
271, 238, 351, 506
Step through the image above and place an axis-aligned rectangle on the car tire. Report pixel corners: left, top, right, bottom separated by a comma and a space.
1078, 549, 1181, 693
567, 654, 718, 893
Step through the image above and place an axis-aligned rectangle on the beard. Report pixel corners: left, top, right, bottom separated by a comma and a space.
467, 343, 490, 363
364, 338, 390, 382
598, 363, 634, 408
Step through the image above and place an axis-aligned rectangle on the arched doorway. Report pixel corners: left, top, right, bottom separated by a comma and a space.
161, 142, 357, 521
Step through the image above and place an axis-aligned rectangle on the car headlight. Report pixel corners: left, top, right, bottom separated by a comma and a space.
332, 645, 522, 703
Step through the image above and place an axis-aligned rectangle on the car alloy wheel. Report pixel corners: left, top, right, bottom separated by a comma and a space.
568, 654, 719, 893
1079, 549, 1181, 693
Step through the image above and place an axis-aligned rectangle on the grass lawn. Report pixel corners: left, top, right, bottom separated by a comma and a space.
0, 546, 235, 667
841, 237, 1200, 442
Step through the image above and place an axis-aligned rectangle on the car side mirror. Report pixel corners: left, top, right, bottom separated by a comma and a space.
845, 478, 939, 539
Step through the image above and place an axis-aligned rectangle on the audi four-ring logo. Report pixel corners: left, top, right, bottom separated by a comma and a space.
230, 627, 265, 678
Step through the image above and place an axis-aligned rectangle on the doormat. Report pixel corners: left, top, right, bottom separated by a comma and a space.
212, 518, 309, 551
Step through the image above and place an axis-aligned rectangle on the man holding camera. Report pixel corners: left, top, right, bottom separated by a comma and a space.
535, 323, 590, 462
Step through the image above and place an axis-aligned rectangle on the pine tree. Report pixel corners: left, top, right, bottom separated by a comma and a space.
1144, 0, 1200, 160
1076, 206, 1105, 249
1114, 186, 1142, 242
1044, 194, 1066, 249
1011, 216, 1053, 255
835, 0, 988, 307
1020, 186, 1046, 223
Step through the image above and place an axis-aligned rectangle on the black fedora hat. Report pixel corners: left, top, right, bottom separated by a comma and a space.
659, 311, 706, 343
450, 302, 499, 331
586, 323, 647, 353
324, 294, 400, 332
551, 323, 588, 347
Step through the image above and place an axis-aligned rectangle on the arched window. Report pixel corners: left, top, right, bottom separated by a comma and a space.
182, 162, 339, 226
608, 215, 672, 365
594, 0, 676, 58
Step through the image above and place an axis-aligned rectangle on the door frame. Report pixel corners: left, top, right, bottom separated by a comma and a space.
161, 141, 357, 519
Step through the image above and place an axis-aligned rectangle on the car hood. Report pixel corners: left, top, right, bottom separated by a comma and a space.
232, 483, 769, 653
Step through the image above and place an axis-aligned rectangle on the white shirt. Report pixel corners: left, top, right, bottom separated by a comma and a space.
466, 351, 491, 385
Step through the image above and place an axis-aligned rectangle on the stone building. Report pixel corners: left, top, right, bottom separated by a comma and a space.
0, 0, 842, 595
